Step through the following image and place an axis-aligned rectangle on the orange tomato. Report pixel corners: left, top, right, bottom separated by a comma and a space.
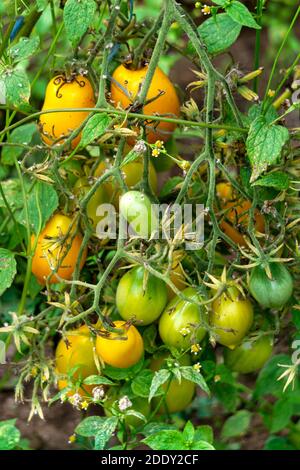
95, 320, 144, 369
111, 65, 180, 144
31, 213, 87, 284
55, 325, 98, 397
40, 74, 95, 148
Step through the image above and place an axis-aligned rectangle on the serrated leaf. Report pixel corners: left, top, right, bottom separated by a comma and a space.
143, 430, 187, 450
0, 423, 20, 450
0, 68, 30, 108
253, 171, 289, 190
248, 103, 278, 124
180, 366, 210, 394
246, 116, 289, 182
183, 421, 195, 442
94, 416, 118, 450
17, 181, 58, 234
227, 1, 261, 29
83, 375, 115, 386
64, 0, 97, 47
194, 425, 214, 444
198, 14, 242, 55
9, 36, 40, 62
221, 410, 251, 440
80, 113, 111, 147
142, 422, 177, 436
75, 416, 105, 437
190, 440, 215, 450
0, 249, 17, 296
2, 123, 37, 165
149, 369, 171, 402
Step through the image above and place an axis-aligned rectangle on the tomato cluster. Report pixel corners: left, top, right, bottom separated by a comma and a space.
33, 66, 294, 421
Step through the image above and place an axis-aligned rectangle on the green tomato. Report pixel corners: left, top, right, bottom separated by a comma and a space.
116, 266, 168, 326
249, 263, 293, 309
119, 190, 158, 239
210, 286, 253, 349
158, 287, 207, 350
224, 335, 273, 373
73, 176, 108, 229
150, 353, 195, 413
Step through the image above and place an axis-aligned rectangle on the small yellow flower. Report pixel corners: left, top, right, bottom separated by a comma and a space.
81, 400, 89, 410
191, 343, 202, 355
152, 148, 160, 157
30, 366, 38, 378
195, 2, 201, 8
154, 140, 164, 149
193, 362, 202, 372
68, 434, 76, 444
214, 374, 221, 383
267, 89, 276, 97
41, 374, 47, 383
180, 327, 191, 337
202, 4, 211, 15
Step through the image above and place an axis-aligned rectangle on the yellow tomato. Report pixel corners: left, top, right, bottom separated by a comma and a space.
95, 320, 144, 369
31, 213, 87, 284
55, 325, 98, 396
40, 74, 95, 148
111, 65, 180, 143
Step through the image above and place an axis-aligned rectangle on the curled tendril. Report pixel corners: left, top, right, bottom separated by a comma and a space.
53, 74, 86, 98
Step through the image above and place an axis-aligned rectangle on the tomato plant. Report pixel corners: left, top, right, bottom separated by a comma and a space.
0, 0, 299, 454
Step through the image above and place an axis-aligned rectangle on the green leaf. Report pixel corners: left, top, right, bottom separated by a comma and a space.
83, 375, 115, 386
159, 176, 183, 199
75, 416, 105, 437
0, 249, 17, 297
270, 398, 294, 433
198, 14, 242, 55
246, 116, 289, 182
149, 369, 171, 402
121, 149, 140, 167
142, 422, 177, 436
17, 181, 58, 234
0, 180, 24, 209
221, 410, 251, 440
143, 324, 158, 353
143, 430, 187, 450
0, 68, 30, 108
254, 354, 291, 399
180, 366, 210, 394
2, 123, 37, 165
190, 440, 215, 450
80, 113, 111, 147
248, 103, 277, 124
183, 421, 195, 443
264, 436, 296, 450
94, 416, 118, 450
131, 369, 159, 398
0, 422, 20, 450
64, 0, 97, 47
227, 1, 261, 29
194, 425, 214, 444
252, 171, 290, 191
36, 0, 48, 11
9, 36, 40, 62
103, 356, 144, 380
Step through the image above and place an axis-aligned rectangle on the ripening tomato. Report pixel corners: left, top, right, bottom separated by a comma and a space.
210, 286, 253, 349
55, 325, 98, 396
73, 176, 108, 229
216, 182, 233, 201
40, 74, 95, 148
119, 190, 158, 239
94, 158, 158, 207
224, 335, 273, 373
167, 261, 187, 299
111, 65, 180, 144
249, 263, 293, 309
159, 287, 207, 350
150, 353, 195, 413
31, 213, 87, 284
116, 266, 168, 326
220, 199, 265, 246
95, 320, 144, 368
